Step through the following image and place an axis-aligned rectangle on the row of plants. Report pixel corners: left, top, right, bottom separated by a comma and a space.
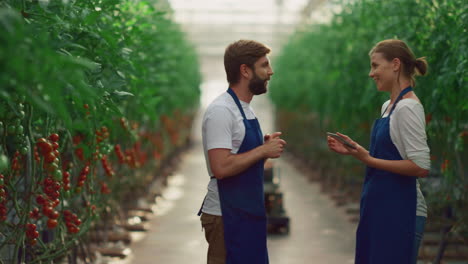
270, 0, 467, 260
0, 0, 200, 262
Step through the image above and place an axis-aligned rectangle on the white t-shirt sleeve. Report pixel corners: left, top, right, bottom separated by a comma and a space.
391, 101, 431, 170
204, 105, 235, 151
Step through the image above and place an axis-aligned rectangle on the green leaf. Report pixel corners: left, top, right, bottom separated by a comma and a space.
67, 56, 100, 71
112, 91, 134, 98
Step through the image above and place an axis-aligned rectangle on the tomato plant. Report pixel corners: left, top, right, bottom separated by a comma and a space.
0, 0, 200, 262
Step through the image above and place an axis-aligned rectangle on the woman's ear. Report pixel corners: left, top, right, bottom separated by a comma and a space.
392, 58, 401, 72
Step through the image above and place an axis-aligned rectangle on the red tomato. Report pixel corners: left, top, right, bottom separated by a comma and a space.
26, 223, 36, 231
49, 210, 59, 219
44, 152, 56, 164
42, 206, 53, 217
47, 219, 58, 229
36, 195, 47, 205
49, 133, 59, 142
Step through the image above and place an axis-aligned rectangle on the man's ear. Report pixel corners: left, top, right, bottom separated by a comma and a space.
392, 58, 401, 72
240, 64, 251, 79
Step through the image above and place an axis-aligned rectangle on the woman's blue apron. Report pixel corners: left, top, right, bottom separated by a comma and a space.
216, 88, 269, 264
355, 86, 416, 264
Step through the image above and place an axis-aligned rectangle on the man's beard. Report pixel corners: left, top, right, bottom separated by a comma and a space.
248, 73, 267, 95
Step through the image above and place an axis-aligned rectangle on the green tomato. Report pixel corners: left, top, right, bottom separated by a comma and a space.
0, 122, 4, 135
101, 145, 111, 155
0, 154, 8, 172
20, 147, 28, 155
16, 125, 24, 134
7, 125, 16, 134
53, 170, 62, 181
48, 163, 59, 172
18, 111, 25, 119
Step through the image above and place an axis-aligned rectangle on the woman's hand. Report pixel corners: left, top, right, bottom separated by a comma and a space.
327, 132, 371, 163
327, 132, 353, 155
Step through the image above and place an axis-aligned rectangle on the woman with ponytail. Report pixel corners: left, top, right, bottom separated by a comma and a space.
328, 39, 431, 264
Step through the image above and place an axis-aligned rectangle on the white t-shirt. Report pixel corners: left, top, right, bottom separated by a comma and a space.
382, 98, 430, 217
201, 92, 257, 216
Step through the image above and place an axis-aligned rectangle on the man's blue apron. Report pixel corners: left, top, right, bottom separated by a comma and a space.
355, 86, 416, 264
216, 88, 269, 264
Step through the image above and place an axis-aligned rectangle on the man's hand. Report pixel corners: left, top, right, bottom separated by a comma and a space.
262, 132, 286, 159
264, 132, 282, 142
209, 132, 287, 179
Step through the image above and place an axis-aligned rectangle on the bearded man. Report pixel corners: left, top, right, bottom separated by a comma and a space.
197, 39, 287, 264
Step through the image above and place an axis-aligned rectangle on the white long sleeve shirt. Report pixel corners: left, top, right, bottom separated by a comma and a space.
382, 98, 430, 217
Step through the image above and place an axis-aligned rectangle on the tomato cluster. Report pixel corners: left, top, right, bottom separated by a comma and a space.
100, 182, 111, 194
125, 148, 139, 168
114, 144, 125, 164
4, 100, 29, 156
114, 143, 142, 168
100, 155, 115, 177
76, 165, 90, 194
26, 223, 39, 245
62, 171, 71, 192
31, 133, 63, 230
11, 151, 22, 175
75, 148, 84, 161
96, 126, 109, 144
0, 174, 7, 221
35, 188, 60, 230
72, 134, 85, 161
63, 210, 81, 234
36, 134, 62, 181
29, 207, 40, 219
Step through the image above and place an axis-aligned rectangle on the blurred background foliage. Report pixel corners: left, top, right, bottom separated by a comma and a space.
270, 0, 467, 236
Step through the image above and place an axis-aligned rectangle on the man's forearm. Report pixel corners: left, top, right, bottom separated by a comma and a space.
210, 147, 266, 179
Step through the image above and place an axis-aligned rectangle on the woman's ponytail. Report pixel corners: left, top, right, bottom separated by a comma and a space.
414, 57, 428, 76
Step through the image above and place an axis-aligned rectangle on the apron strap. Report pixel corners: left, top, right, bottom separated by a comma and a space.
227, 88, 248, 121
227, 88, 263, 143
381, 86, 413, 118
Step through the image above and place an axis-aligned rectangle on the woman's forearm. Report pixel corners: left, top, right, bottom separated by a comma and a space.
363, 156, 428, 178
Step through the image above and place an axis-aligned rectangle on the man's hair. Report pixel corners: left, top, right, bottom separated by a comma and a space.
224, 40, 271, 84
